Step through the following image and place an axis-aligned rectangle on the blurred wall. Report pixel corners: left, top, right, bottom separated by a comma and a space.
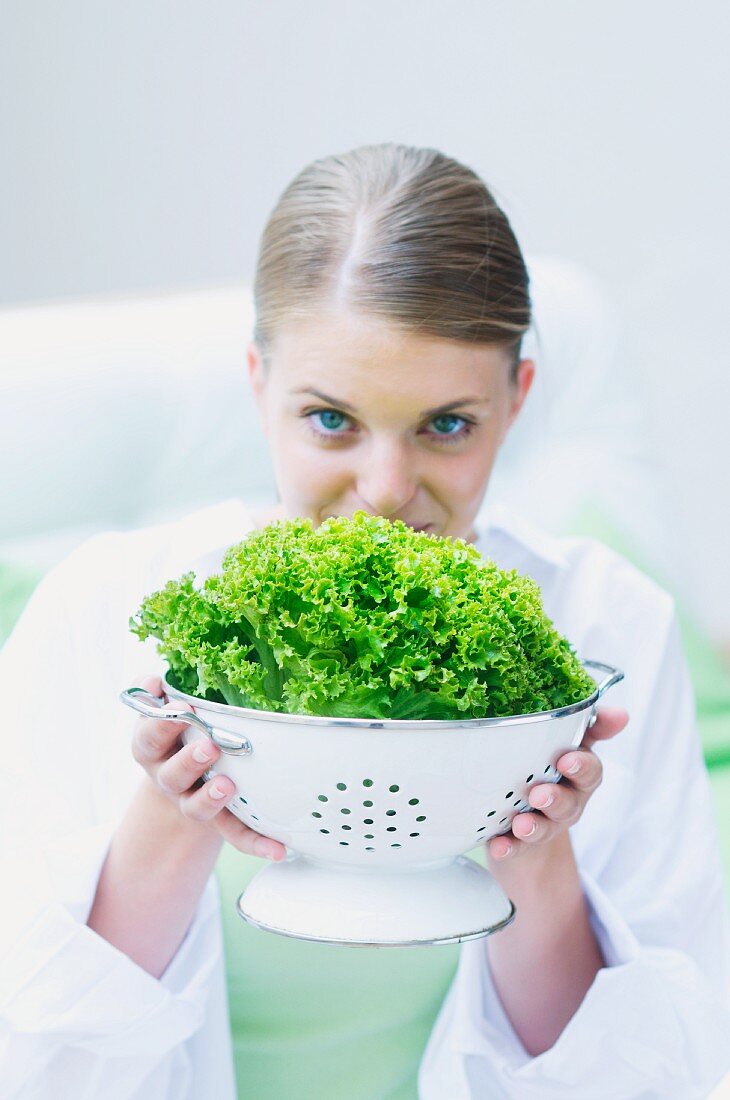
1, 0, 728, 640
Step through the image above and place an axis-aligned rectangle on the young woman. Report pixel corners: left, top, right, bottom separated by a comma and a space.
2, 144, 728, 1100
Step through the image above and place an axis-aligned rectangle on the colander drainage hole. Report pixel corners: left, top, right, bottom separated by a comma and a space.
386, 826, 397, 833
363, 800, 373, 807
408, 798, 419, 806
505, 790, 514, 799
364, 818, 374, 825
340, 841, 349, 846
409, 832, 420, 837
336, 782, 347, 790
365, 847, 375, 851
239, 797, 248, 805
526, 774, 534, 782
318, 795, 328, 802
487, 810, 496, 817
544, 765, 551, 774
389, 784, 399, 793
250, 814, 259, 821
500, 817, 508, 824
416, 815, 426, 822
386, 810, 396, 817
342, 825, 352, 831
364, 833, 374, 839
312, 811, 322, 818
363, 779, 373, 787
391, 843, 401, 848
320, 829, 330, 834
341, 808, 351, 815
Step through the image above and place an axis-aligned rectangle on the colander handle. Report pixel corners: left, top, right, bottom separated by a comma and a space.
581, 660, 624, 727
119, 687, 253, 756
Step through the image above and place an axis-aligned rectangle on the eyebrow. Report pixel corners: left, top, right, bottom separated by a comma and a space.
290, 387, 490, 418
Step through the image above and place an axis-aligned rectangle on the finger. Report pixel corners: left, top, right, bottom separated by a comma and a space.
583, 705, 630, 750
488, 800, 569, 860
488, 744, 608, 860
591, 704, 630, 733
486, 823, 552, 860
131, 702, 196, 765
555, 747, 603, 793
528, 780, 583, 825
178, 773, 239, 822
213, 809, 288, 861
156, 738, 221, 796
135, 673, 164, 696
487, 832, 516, 860
510, 810, 547, 843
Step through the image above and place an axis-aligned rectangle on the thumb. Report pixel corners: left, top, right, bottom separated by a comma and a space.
583, 705, 630, 749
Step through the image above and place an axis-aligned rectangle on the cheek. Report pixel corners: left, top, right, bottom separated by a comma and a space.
269, 424, 352, 506
428, 443, 496, 505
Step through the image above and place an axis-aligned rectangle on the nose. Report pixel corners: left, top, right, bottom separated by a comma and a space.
356, 437, 418, 518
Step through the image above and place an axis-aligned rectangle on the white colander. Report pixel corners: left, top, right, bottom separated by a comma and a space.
121, 660, 622, 946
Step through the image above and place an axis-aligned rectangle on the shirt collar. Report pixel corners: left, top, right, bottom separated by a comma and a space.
473, 499, 569, 595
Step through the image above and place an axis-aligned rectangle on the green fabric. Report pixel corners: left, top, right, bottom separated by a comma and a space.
0, 560, 43, 648
215, 842, 487, 1100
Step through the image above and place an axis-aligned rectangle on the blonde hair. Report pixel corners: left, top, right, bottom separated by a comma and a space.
253, 142, 531, 382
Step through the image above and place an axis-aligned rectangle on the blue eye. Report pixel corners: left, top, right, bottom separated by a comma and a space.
311, 409, 348, 432
304, 407, 474, 444
430, 414, 465, 435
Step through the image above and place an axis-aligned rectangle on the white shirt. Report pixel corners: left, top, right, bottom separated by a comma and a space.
1, 497, 728, 1100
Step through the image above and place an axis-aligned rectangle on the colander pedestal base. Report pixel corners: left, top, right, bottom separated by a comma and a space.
236, 854, 516, 946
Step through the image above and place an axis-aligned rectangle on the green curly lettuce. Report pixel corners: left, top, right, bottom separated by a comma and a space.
129, 511, 597, 720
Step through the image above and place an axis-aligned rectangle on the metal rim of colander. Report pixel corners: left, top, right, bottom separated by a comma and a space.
236, 899, 518, 947
161, 659, 622, 730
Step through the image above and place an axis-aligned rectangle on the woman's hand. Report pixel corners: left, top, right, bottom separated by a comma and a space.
131, 673, 287, 861
487, 705, 630, 862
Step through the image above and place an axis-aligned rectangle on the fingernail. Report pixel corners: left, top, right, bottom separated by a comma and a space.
497, 844, 512, 859
565, 757, 581, 775
535, 791, 554, 808
522, 820, 537, 837
193, 742, 213, 763
210, 780, 229, 799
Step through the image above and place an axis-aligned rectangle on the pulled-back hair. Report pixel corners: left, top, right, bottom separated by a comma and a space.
253, 142, 531, 381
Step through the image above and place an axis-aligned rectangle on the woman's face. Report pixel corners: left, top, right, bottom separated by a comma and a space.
247, 309, 534, 543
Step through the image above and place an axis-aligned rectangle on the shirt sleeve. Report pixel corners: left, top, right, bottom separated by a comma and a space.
0, 537, 224, 1096
418, 610, 730, 1100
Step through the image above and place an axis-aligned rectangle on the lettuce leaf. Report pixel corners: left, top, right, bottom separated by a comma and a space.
129, 511, 596, 720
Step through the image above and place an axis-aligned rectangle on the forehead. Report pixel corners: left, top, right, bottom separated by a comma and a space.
268, 310, 510, 402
